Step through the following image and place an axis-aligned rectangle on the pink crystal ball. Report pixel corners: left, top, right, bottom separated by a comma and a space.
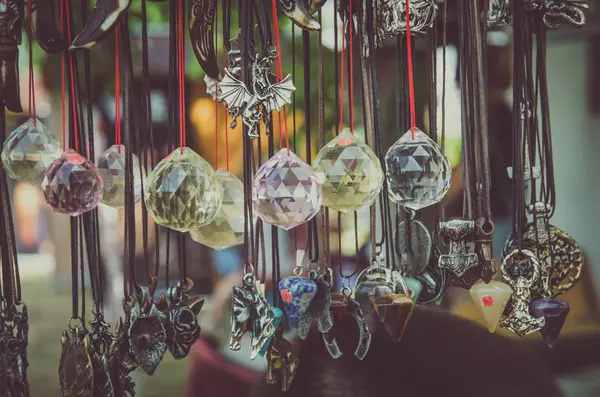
41, 149, 104, 216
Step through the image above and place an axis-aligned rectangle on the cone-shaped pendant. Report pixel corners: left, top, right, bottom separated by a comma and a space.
41, 150, 103, 216
373, 294, 414, 343
312, 130, 383, 213
278, 276, 318, 329
144, 147, 223, 232
190, 169, 244, 250
470, 281, 513, 333
1, 118, 62, 184
385, 128, 451, 210
404, 278, 424, 303
253, 149, 322, 230
530, 298, 570, 347
96, 145, 143, 208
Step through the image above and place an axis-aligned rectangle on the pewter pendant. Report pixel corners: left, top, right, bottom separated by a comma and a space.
395, 219, 432, 277
499, 250, 546, 337
438, 219, 479, 277
106, 317, 137, 397
165, 283, 204, 360
58, 327, 94, 397
295, 273, 333, 340
322, 294, 372, 360
89, 311, 115, 397
0, 303, 30, 397
266, 333, 299, 392
487, 0, 589, 28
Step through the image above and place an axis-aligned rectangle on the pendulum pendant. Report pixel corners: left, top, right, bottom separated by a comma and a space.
0, 302, 30, 397
530, 298, 570, 347
96, 144, 143, 208
42, 150, 104, 216
385, 128, 451, 211
294, 270, 334, 340
372, 294, 414, 343
190, 169, 244, 250
1, 118, 62, 184
144, 147, 223, 232
312, 130, 384, 213
499, 250, 546, 337
230, 272, 276, 359
58, 326, 95, 397
266, 332, 299, 392
470, 280, 513, 333
253, 149, 322, 230
404, 277, 424, 303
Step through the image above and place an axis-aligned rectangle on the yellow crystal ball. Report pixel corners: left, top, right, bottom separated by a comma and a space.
312, 130, 384, 213
144, 147, 223, 232
190, 169, 244, 250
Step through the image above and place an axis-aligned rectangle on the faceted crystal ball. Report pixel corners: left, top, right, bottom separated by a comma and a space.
190, 169, 244, 250
41, 150, 103, 216
144, 147, 223, 232
1, 118, 62, 184
96, 145, 143, 208
253, 149, 322, 230
312, 130, 384, 213
385, 128, 452, 210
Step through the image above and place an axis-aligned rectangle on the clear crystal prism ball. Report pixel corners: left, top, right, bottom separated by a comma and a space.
253, 149, 322, 230
312, 130, 383, 213
96, 145, 143, 208
41, 149, 104, 216
190, 169, 244, 250
1, 118, 62, 184
385, 128, 452, 210
144, 147, 223, 232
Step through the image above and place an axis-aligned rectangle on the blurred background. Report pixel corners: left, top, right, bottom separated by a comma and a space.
6, 1, 600, 396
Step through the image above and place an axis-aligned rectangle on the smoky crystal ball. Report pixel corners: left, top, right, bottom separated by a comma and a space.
96, 145, 143, 208
312, 130, 384, 213
385, 128, 452, 210
190, 169, 244, 250
1, 118, 62, 184
144, 147, 223, 232
41, 149, 104, 216
253, 148, 322, 230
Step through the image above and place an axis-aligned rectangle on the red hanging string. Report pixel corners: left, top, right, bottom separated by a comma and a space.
348, 0, 354, 134
115, 27, 121, 153
59, 0, 65, 148
405, 0, 417, 138
270, 0, 290, 155
65, 0, 79, 152
27, 0, 37, 125
178, 0, 186, 152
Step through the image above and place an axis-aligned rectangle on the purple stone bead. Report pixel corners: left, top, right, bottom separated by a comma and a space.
41, 150, 103, 216
530, 298, 570, 348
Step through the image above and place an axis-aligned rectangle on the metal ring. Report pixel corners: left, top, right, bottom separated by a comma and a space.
308, 269, 319, 280
68, 317, 83, 331
341, 285, 353, 298
293, 266, 303, 276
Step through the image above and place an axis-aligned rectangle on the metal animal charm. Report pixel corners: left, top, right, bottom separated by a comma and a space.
58, 326, 95, 397
266, 333, 299, 392
295, 271, 334, 340
164, 282, 204, 360
0, 302, 30, 397
0, 0, 22, 112
500, 250, 546, 337
487, 0, 588, 28
230, 273, 276, 359
106, 317, 137, 397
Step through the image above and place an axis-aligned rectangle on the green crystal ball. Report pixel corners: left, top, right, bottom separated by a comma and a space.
144, 147, 223, 232
312, 130, 383, 213
190, 169, 244, 250
1, 118, 62, 184
96, 145, 143, 208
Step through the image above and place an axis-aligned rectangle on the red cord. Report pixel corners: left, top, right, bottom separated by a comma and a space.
27, 0, 37, 126
178, 0, 186, 152
270, 0, 290, 155
348, 0, 354, 134
115, 27, 121, 153
405, 0, 417, 138
65, 0, 79, 152
59, 0, 65, 148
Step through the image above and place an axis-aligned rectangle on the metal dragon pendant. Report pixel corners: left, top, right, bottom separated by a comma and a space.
500, 250, 546, 337
230, 273, 276, 359
0, 302, 30, 397
205, 35, 295, 139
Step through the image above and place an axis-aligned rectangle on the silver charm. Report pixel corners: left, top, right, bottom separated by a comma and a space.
487, 0, 512, 26
206, 36, 295, 139
500, 250, 546, 336
230, 272, 276, 359
296, 270, 334, 340
395, 219, 432, 277
415, 242, 447, 304
0, 301, 30, 397
165, 281, 204, 360
487, 0, 589, 28
438, 219, 479, 277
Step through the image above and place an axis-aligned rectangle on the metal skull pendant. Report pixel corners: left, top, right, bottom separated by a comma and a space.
165, 282, 204, 360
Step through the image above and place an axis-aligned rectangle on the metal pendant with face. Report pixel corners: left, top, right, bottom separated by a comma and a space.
0, 302, 30, 397
499, 250, 546, 337
266, 333, 299, 392
58, 327, 95, 397
165, 281, 204, 360
230, 273, 275, 360
126, 282, 167, 376
395, 219, 432, 278
295, 271, 334, 340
